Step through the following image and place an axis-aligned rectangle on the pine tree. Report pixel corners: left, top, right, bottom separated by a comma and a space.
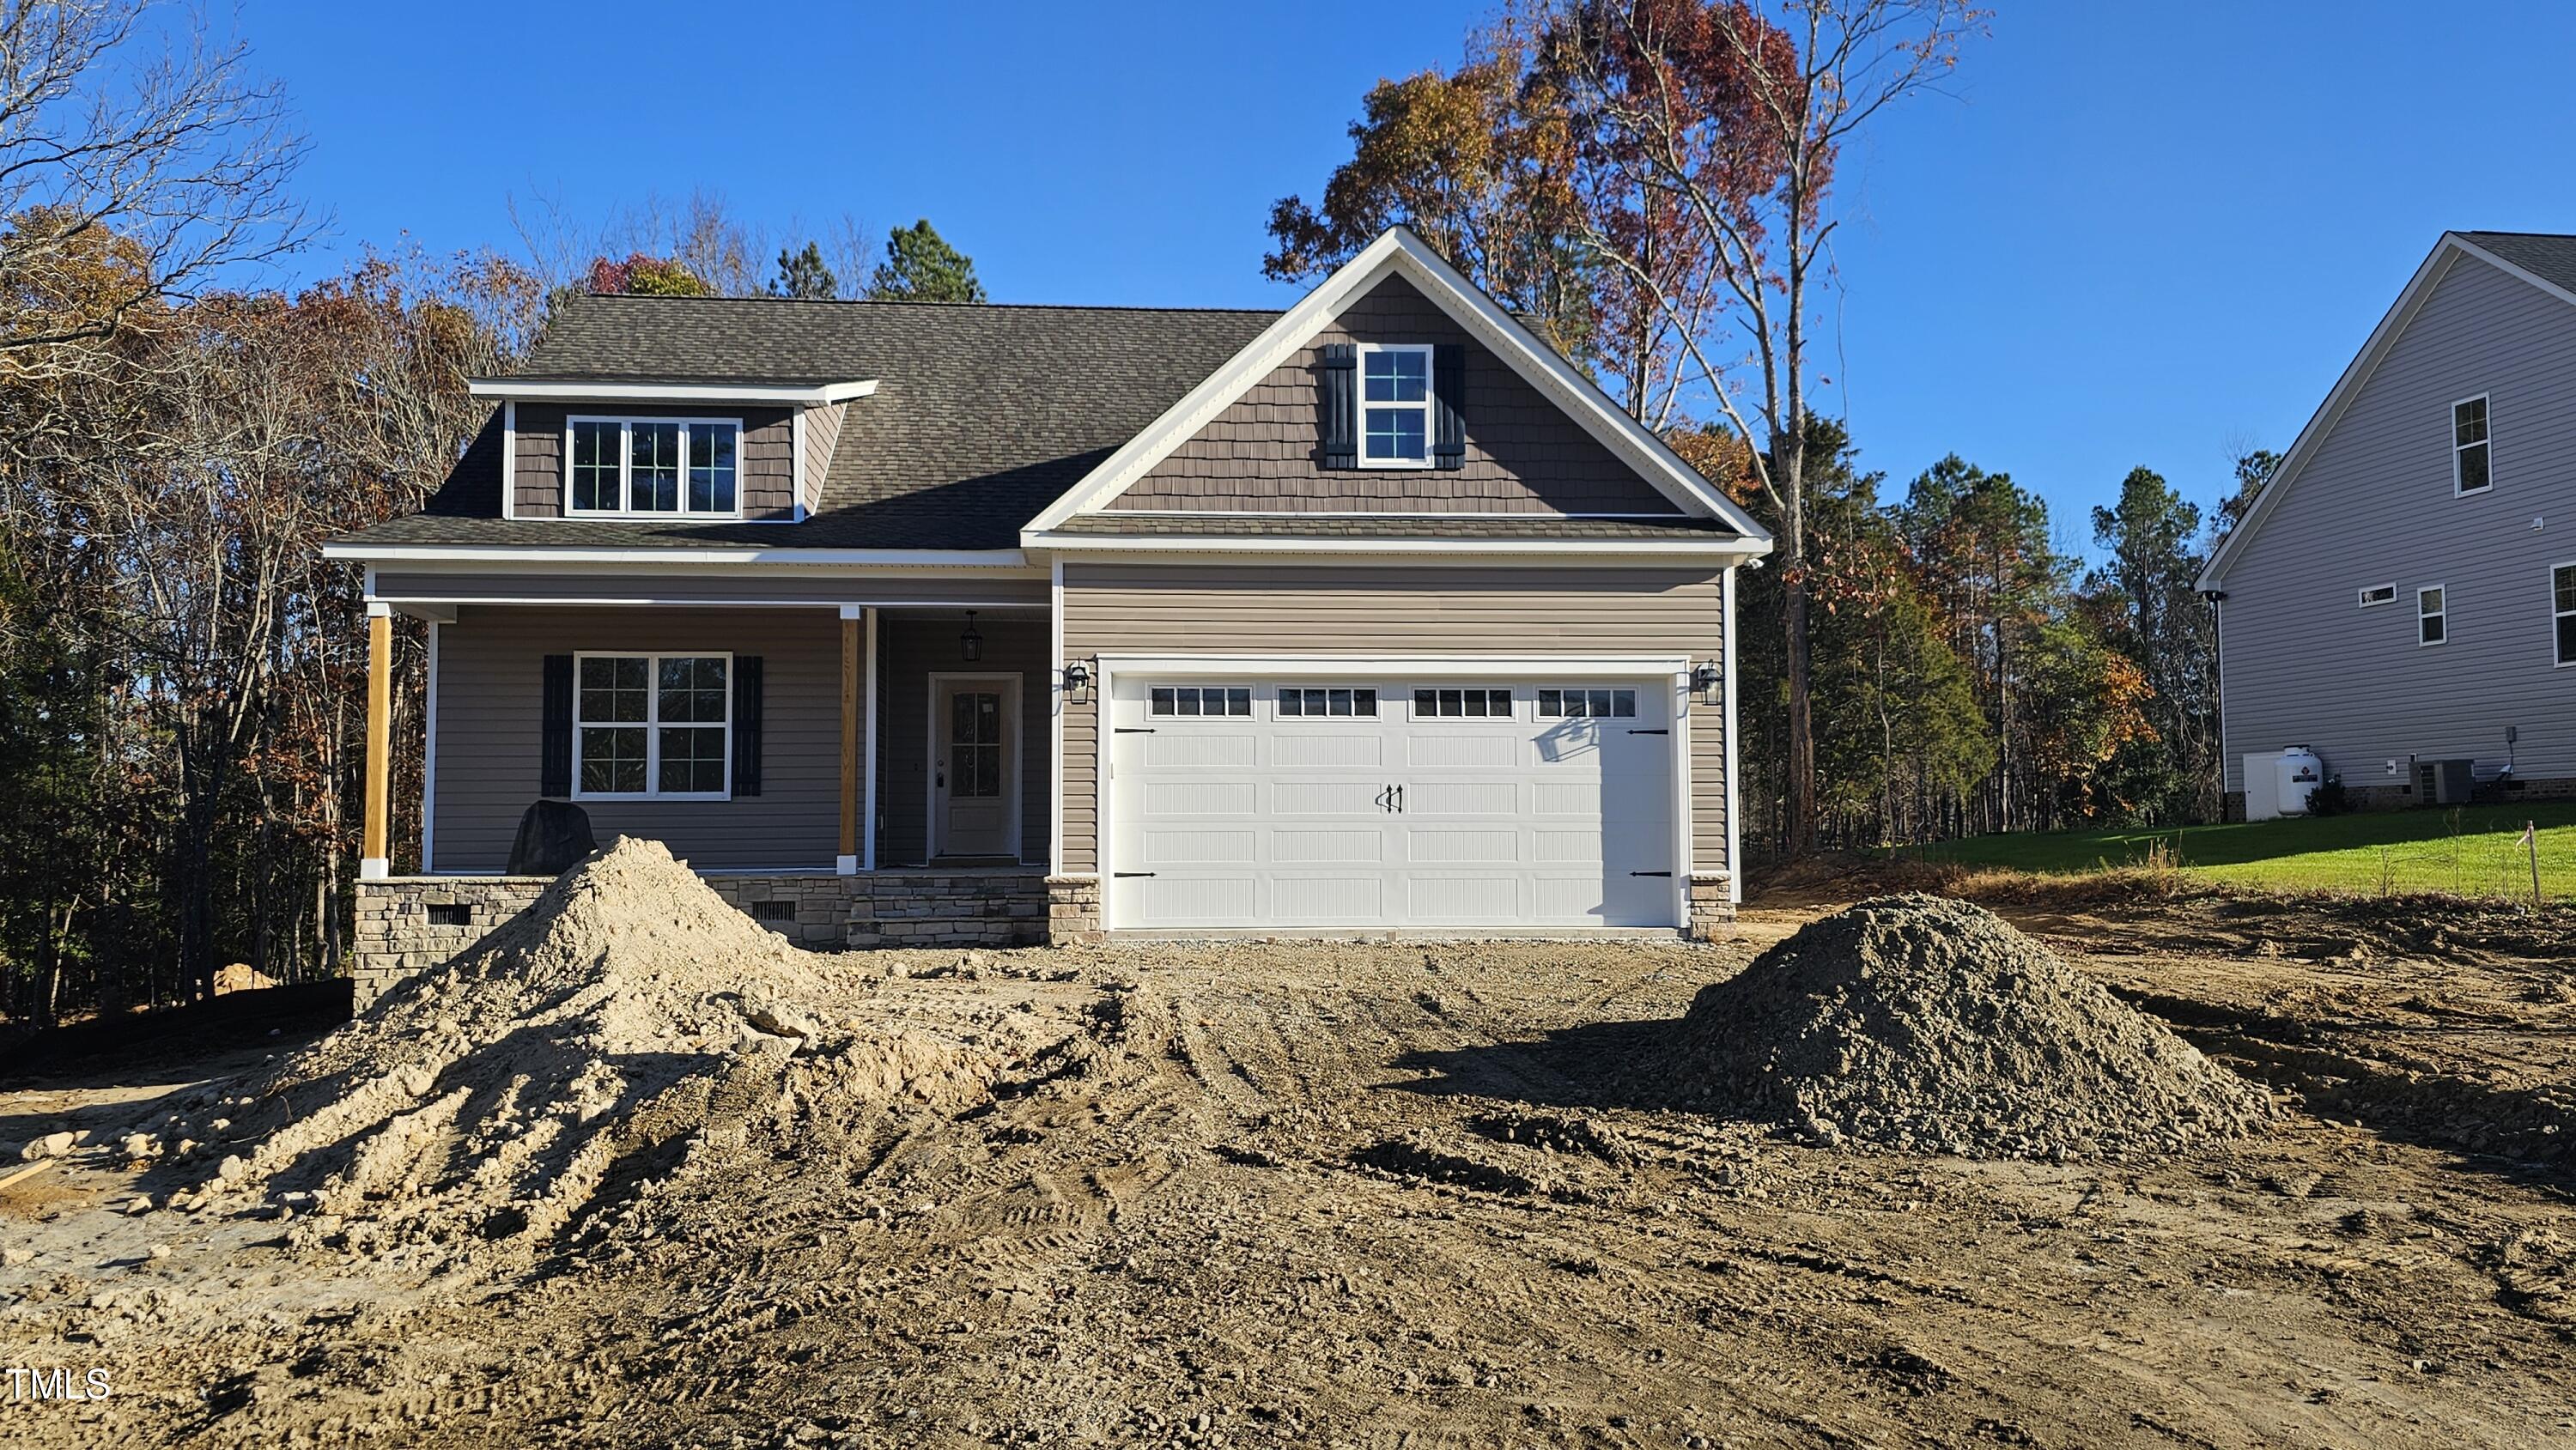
770, 242, 837, 300
865, 220, 987, 303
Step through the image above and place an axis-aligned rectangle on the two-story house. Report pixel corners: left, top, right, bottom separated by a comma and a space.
2202, 231, 2576, 818
329, 227, 1771, 1003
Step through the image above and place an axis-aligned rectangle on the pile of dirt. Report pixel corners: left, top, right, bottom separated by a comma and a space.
1665, 894, 2270, 1159
138, 837, 1146, 1276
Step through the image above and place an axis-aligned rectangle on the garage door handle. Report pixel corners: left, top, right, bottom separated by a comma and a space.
1394, 784, 1405, 813
1631, 871, 1672, 877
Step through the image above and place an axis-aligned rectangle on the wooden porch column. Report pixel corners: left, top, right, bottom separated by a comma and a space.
838, 608, 861, 873
361, 603, 392, 880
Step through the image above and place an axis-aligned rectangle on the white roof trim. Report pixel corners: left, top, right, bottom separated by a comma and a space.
1020, 227, 1770, 543
1024, 529, 1765, 561
466, 379, 878, 404
2201, 233, 2576, 590
322, 542, 1029, 569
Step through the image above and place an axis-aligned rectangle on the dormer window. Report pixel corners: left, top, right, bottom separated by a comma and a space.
1359, 344, 1432, 466
567, 416, 741, 517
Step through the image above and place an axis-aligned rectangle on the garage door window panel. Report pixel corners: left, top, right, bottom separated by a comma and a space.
1279, 688, 1376, 717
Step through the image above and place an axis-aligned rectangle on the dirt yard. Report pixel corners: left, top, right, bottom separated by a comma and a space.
4, 888, 2574, 1447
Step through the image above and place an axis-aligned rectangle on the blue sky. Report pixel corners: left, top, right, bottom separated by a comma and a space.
244, 1, 2576, 560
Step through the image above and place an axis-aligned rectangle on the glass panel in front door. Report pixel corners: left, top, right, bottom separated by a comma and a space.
950, 691, 1002, 798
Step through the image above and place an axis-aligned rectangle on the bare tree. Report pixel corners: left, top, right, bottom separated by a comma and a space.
1543, 0, 1978, 858
0, 0, 308, 359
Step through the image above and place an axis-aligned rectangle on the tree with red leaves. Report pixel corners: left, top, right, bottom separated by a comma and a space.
1541, 0, 1981, 858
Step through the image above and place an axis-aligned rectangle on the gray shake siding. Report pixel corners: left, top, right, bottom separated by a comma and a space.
1111, 275, 1679, 516
1055, 562, 1729, 877
511, 402, 798, 521
430, 606, 842, 871
2219, 249, 2576, 795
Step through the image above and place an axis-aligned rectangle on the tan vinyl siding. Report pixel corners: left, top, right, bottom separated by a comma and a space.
430, 606, 841, 871
800, 402, 846, 516
1056, 562, 1728, 876
375, 572, 1048, 608
871, 613, 1051, 867
511, 403, 798, 521
2220, 252, 2576, 793
1112, 275, 1678, 516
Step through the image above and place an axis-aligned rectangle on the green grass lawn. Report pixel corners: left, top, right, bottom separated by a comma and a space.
1908, 800, 2576, 901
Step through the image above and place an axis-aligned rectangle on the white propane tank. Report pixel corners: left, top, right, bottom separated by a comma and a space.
2276, 747, 2325, 816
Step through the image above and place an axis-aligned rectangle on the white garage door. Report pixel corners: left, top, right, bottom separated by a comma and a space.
1106, 673, 1677, 931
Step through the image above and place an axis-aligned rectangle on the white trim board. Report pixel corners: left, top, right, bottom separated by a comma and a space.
468, 378, 878, 404
1024, 532, 1765, 561
1020, 226, 1772, 543
323, 543, 1035, 569
2202, 232, 2576, 590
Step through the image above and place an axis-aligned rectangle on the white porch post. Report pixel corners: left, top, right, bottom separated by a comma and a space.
837, 606, 861, 875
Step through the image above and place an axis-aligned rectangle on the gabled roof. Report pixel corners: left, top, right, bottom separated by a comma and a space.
342, 295, 1279, 552
2198, 230, 2576, 590
1022, 227, 1771, 546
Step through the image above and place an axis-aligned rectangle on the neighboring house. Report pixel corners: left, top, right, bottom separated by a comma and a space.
2201, 231, 2576, 818
328, 228, 1771, 1003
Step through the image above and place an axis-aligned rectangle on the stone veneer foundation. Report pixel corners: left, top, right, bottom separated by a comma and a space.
353, 870, 1052, 1010
1686, 871, 1737, 941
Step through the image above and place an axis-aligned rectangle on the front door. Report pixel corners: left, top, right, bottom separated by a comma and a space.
933, 676, 1014, 858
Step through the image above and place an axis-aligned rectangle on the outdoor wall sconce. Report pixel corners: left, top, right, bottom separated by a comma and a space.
1061, 658, 1093, 704
1691, 658, 1722, 705
959, 610, 983, 663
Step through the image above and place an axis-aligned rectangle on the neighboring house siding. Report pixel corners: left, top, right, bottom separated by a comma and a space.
872, 613, 1052, 869
2220, 252, 2576, 794
510, 403, 798, 522
800, 401, 846, 516
430, 606, 841, 871
1055, 562, 1728, 876
374, 572, 1048, 608
1110, 274, 1679, 516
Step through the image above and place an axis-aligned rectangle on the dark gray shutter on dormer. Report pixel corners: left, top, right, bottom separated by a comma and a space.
1432, 343, 1466, 470
540, 655, 574, 798
1319, 343, 1358, 470
731, 656, 763, 797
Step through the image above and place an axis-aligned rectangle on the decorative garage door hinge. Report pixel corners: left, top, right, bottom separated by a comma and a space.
1627, 728, 1669, 736
1631, 871, 1674, 877
1114, 727, 1157, 734
1114, 871, 1157, 878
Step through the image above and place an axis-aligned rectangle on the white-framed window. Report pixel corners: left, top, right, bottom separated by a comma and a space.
2452, 394, 2490, 495
2416, 585, 2447, 646
2554, 564, 2576, 667
566, 416, 742, 517
574, 652, 732, 798
1278, 687, 1377, 717
1538, 688, 1637, 719
2357, 583, 2397, 609
1413, 688, 1512, 718
1358, 344, 1432, 467
1149, 686, 1251, 717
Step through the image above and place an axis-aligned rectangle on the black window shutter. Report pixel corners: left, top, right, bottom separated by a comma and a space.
540, 655, 574, 798
732, 656, 763, 797
1319, 343, 1358, 469
1432, 343, 1467, 470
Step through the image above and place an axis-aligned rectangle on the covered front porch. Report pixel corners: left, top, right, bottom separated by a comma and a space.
349, 570, 1091, 1003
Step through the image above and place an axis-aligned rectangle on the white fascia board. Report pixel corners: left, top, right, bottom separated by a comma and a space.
2196, 234, 2568, 590
465, 378, 878, 404
1091, 652, 1691, 676
322, 543, 1031, 569
1023, 530, 1771, 562
1023, 227, 1771, 542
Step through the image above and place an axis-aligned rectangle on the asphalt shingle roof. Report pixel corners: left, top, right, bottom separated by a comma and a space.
356, 293, 1281, 550
2458, 232, 2576, 297
343, 289, 1747, 553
